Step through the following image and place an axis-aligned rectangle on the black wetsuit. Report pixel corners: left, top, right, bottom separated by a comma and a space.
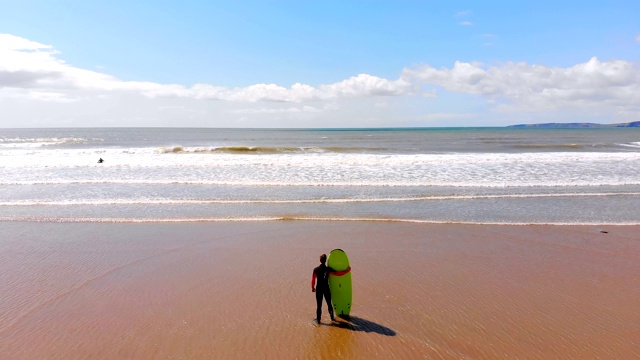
313, 263, 335, 322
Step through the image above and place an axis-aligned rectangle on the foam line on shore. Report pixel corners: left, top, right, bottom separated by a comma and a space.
1, 216, 638, 226
1, 192, 639, 206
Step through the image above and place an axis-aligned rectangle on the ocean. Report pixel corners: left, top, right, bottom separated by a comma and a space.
1, 127, 639, 225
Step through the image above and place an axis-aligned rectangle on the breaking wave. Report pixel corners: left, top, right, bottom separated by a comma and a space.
0, 137, 91, 148
158, 145, 387, 154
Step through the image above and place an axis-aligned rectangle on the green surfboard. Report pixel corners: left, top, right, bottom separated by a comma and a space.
328, 249, 352, 317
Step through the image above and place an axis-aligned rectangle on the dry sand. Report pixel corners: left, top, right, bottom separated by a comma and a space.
0, 221, 638, 359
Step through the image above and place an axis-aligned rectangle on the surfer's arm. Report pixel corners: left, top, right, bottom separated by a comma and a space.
311, 272, 317, 292
331, 267, 351, 276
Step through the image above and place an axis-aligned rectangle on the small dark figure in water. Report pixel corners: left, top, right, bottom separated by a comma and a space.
98, 158, 104, 163
311, 254, 350, 323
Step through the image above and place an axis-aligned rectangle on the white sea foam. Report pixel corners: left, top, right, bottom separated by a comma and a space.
1, 192, 639, 206
3, 179, 640, 187
2, 147, 640, 166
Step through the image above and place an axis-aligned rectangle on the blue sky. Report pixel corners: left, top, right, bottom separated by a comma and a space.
0, 1, 639, 127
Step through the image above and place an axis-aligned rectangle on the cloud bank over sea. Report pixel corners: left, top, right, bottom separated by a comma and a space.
1, 34, 639, 127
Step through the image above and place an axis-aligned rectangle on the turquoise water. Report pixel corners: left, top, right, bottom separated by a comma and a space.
1, 127, 639, 224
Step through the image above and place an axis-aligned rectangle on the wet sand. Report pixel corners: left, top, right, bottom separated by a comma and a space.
1, 221, 638, 359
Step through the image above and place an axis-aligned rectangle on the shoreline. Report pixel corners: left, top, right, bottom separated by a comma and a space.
1, 221, 638, 359
2, 217, 640, 226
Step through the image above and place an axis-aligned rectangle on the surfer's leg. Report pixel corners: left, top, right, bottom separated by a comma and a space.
315, 290, 323, 322
324, 289, 335, 320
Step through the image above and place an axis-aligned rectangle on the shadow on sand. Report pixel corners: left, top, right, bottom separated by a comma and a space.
322, 316, 396, 336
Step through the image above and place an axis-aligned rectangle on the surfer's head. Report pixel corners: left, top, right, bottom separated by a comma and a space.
320, 254, 327, 264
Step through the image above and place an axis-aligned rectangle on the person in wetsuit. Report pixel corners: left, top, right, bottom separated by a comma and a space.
311, 253, 350, 323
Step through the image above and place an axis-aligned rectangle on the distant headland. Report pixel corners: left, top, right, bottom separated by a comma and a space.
508, 121, 640, 128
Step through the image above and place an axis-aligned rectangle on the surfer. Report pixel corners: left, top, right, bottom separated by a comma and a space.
311, 254, 350, 323
98, 158, 104, 163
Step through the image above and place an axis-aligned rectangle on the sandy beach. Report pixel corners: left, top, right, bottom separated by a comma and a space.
1, 221, 638, 359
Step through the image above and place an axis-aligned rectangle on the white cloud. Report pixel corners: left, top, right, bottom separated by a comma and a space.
137, 74, 415, 102
403, 57, 640, 113
2, 33, 639, 127
0, 34, 124, 96
318, 74, 414, 98
0, 34, 415, 103
636, 33, 640, 42
20, 90, 77, 103
231, 105, 322, 114
456, 10, 472, 26
420, 113, 476, 121
0, 33, 53, 52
